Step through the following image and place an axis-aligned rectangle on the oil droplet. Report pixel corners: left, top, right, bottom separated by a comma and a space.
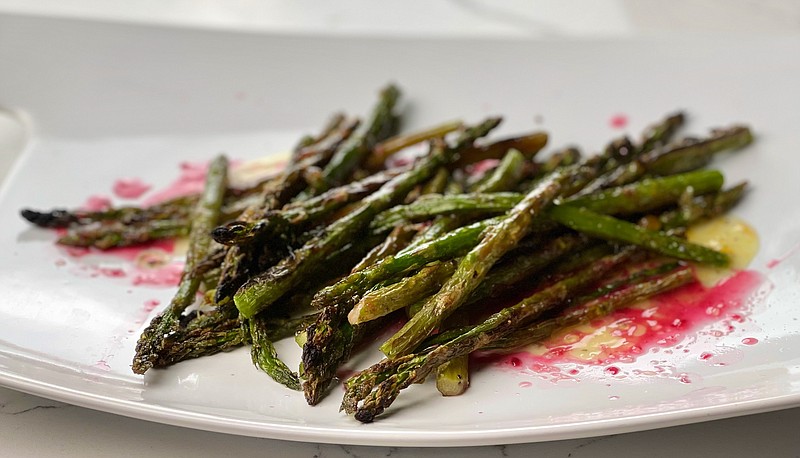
518, 381, 532, 388
742, 337, 759, 345
608, 395, 620, 401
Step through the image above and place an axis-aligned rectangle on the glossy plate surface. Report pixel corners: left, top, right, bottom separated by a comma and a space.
1, 15, 799, 446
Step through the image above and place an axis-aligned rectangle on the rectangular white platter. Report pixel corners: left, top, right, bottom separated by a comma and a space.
0, 14, 799, 446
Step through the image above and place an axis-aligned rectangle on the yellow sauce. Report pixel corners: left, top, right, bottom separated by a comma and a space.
523, 216, 760, 362
228, 154, 288, 188
686, 216, 759, 286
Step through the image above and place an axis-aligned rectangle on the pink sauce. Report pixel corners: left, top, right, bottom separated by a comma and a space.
476, 269, 767, 381
609, 114, 629, 129
142, 161, 209, 205
143, 299, 161, 312
82, 195, 112, 212
766, 242, 800, 269
131, 263, 183, 287
466, 159, 500, 177
112, 178, 151, 199
102, 239, 176, 262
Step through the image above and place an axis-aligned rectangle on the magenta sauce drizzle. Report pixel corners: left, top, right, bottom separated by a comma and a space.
83, 195, 113, 211
112, 178, 151, 199
609, 113, 629, 129
54, 163, 204, 288
143, 161, 208, 205
474, 269, 767, 382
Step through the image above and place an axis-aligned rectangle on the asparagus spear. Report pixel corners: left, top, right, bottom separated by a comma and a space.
132, 155, 228, 374
350, 224, 418, 273
402, 148, 527, 248
473, 148, 527, 193
435, 311, 470, 397
490, 263, 694, 349
463, 232, 591, 308
312, 216, 501, 312
58, 219, 190, 249
451, 132, 548, 169
315, 85, 402, 192
638, 112, 686, 155
291, 112, 346, 163
151, 316, 244, 368
548, 205, 729, 265
21, 194, 198, 229
380, 162, 598, 358
247, 316, 301, 390
238, 118, 502, 319
657, 182, 748, 231
365, 119, 464, 170
642, 125, 753, 175
564, 169, 724, 214
301, 119, 505, 404
234, 139, 449, 319
370, 169, 725, 232
212, 168, 404, 246
348, 260, 458, 325
343, 249, 638, 420
370, 192, 519, 233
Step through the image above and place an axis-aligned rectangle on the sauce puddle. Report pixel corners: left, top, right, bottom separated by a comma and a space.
475, 215, 769, 384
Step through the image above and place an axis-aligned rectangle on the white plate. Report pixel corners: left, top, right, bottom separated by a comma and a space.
1, 15, 800, 447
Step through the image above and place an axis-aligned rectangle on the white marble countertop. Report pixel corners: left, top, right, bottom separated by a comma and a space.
2, 1, 800, 456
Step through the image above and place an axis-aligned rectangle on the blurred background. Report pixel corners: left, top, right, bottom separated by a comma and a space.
1, 0, 798, 38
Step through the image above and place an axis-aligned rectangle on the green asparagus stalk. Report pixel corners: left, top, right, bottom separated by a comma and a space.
638, 112, 686, 155
564, 169, 724, 215
380, 163, 598, 358
300, 120, 504, 404
464, 232, 591, 308
548, 205, 729, 265
247, 316, 301, 390
315, 85, 402, 192
371, 169, 725, 232
436, 309, 470, 397
365, 119, 464, 170
420, 167, 451, 195
58, 219, 190, 249
234, 139, 451, 319
312, 216, 501, 311
657, 182, 748, 231
490, 263, 694, 349
152, 316, 244, 368
344, 249, 638, 420
535, 147, 581, 178
291, 112, 346, 163
348, 260, 458, 325
350, 224, 418, 273
132, 155, 229, 374
452, 132, 548, 169
212, 168, 404, 246
642, 125, 753, 175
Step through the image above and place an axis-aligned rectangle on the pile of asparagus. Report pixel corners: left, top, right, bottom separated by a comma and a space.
20, 84, 754, 422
